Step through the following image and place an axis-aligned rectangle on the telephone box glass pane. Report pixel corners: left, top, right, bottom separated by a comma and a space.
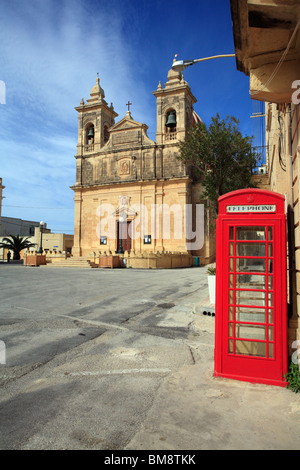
236, 243, 266, 257
235, 274, 267, 290
236, 258, 266, 272
268, 227, 273, 240
268, 260, 273, 273
268, 326, 274, 341
235, 324, 267, 340
269, 343, 274, 358
268, 292, 273, 307
236, 227, 266, 240
235, 340, 266, 357
268, 276, 273, 289
236, 306, 266, 323
268, 309, 273, 323
235, 290, 267, 306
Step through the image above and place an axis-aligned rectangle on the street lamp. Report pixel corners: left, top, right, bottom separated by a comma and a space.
171, 54, 235, 73
38, 221, 45, 254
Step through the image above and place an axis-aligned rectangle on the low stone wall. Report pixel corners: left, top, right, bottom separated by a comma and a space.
25, 250, 68, 264
98, 251, 193, 269
24, 249, 213, 269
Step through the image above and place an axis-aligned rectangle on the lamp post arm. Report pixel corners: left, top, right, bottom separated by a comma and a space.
172, 54, 235, 72
194, 54, 235, 63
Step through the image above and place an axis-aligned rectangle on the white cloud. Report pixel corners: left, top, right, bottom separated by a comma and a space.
0, 0, 156, 232
1, 0, 144, 117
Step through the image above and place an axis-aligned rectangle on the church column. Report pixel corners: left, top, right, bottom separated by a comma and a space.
178, 187, 189, 253
73, 191, 82, 257
153, 185, 165, 252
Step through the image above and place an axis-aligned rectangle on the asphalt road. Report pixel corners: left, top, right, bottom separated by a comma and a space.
0, 264, 209, 450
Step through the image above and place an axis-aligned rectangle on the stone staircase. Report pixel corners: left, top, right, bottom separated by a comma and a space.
46, 257, 98, 268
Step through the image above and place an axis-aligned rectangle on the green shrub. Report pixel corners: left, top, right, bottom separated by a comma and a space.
284, 362, 300, 393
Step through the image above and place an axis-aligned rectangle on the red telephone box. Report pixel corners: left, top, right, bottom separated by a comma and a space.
214, 189, 288, 387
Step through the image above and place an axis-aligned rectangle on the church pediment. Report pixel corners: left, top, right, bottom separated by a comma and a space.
104, 111, 154, 149
109, 112, 147, 133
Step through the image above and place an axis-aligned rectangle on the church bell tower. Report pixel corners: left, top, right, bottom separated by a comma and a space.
153, 66, 197, 145
75, 76, 118, 161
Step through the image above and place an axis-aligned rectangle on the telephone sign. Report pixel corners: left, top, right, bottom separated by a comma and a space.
226, 205, 276, 213
214, 189, 288, 387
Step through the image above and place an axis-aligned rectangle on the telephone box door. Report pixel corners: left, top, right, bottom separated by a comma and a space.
214, 190, 288, 387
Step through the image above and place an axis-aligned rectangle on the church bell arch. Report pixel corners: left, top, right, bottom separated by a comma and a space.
85, 123, 95, 145
165, 109, 177, 131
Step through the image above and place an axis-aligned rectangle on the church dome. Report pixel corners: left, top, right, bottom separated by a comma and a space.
167, 67, 181, 82
193, 110, 202, 126
90, 76, 105, 99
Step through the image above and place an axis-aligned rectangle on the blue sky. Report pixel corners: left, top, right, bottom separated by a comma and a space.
0, 0, 264, 234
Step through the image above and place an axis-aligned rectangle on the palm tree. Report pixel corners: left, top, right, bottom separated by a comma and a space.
0, 235, 36, 260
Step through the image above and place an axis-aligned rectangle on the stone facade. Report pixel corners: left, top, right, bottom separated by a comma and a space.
71, 67, 215, 265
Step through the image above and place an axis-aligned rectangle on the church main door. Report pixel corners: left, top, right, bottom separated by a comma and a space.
117, 221, 132, 253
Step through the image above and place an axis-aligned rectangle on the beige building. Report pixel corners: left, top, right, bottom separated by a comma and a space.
0, 221, 73, 261
231, 0, 300, 356
71, 66, 215, 267
0, 216, 43, 261
30, 226, 73, 256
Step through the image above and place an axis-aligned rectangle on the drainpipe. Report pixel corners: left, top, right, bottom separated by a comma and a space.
289, 104, 294, 208
287, 103, 296, 324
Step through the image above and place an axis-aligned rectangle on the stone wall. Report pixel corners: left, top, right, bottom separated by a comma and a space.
98, 250, 193, 269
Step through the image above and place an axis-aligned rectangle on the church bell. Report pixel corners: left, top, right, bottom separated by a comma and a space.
88, 127, 94, 138
165, 111, 176, 128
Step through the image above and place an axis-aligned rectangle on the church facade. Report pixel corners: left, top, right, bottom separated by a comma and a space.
71, 66, 215, 267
